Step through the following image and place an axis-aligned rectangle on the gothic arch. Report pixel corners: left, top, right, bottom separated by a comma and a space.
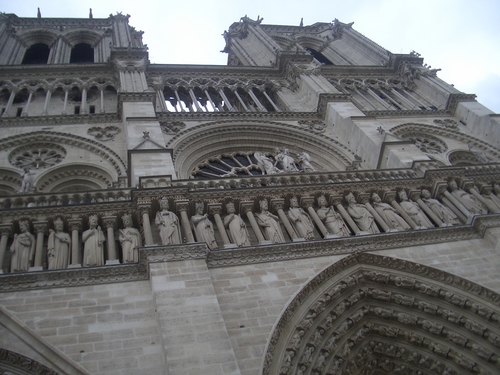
35, 164, 114, 192
0, 168, 22, 196
16, 29, 59, 48
263, 253, 500, 375
167, 120, 358, 179
63, 29, 104, 47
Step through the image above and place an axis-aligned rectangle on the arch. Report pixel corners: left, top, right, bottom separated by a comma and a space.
63, 29, 103, 47
0, 168, 22, 196
16, 29, 59, 48
70, 43, 94, 63
264, 252, 500, 375
35, 164, 114, 192
21, 43, 50, 65
168, 120, 358, 179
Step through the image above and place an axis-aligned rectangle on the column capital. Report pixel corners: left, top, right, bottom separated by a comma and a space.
138, 204, 151, 216
329, 195, 344, 206
102, 216, 117, 229
270, 198, 285, 212
240, 201, 255, 214
207, 203, 223, 216
383, 191, 397, 203
301, 196, 315, 209
32, 221, 48, 235
357, 193, 371, 204
175, 200, 190, 213
0, 224, 12, 237
67, 218, 82, 232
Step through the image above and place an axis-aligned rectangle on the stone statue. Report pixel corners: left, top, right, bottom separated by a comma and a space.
287, 196, 315, 240
155, 198, 182, 245
371, 193, 410, 231
398, 190, 434, 228
82, 215, 105, 266
345, 193, 379, 234
493, 182, 500, 196
448, 180, 487, 215
10, 220, 35, 272
224, 201, 251, 247
468, 143, 490, 163
47, 218, 71, 269
480, 187, 500, 211
254, 199, 285, 243
119, 214, 142, 263
191, 202, 218, 250
19, 167, 34, 193
254, 152, 281, 175
316, 195, 350, 236
274, 147, 299, 172
420, 189, 460, 225
297, 152, 317, 173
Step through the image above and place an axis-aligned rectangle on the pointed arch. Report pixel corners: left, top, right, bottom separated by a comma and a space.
263, 252, 500, 375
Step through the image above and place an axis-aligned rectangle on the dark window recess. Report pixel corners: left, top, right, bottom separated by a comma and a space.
89, 105, 95, 114
1, 108, 5, 115
74, 106, 80, 115
22, 43, 50, 64
419, 106, 426, 110
70, 43, 94, 63
305, 47, 334, 65
16, 108, 23, 117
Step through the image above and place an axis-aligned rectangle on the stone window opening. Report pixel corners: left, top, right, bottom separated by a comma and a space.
74, 105, 80, 115
21, 43, 50, 65
89, 105, 95, 114
305, 47, 334, 65
16, 107, 23, 117
70, 43, 94, 63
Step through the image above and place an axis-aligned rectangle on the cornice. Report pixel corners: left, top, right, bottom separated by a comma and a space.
0, 113, 120, 127
156, 111, 321, 122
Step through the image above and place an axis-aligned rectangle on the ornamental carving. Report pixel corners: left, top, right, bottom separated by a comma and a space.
87, 126, 121, 141
0, 348, 58, 375
8, 143, 66, 170
297, 120, 326, 133
401, 133, 447, 154
160, 121, 186, 134
434, 118, 459, 130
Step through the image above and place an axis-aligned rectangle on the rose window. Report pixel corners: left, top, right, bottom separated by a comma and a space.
191, 152, 266, 179
9, 143, 66, 169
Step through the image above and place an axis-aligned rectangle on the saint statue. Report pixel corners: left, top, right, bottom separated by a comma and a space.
155, 198, 182, 245
82, 215, 105, 266
191, 202, 218, 250
479, 187, 500, 212
287, 196, 315, 240
371, 193, 410, 231
254, 152, 282, 175
316, 195, 350, 236
47, 218, 71, 269
254, 199, 285, 243
274, 147, 299, 172
448, 180, 487, 215
398, 190, 434, 228
297, 152, 317, 173
420, 189, 460, 225
119, 214, 142, 263
19, 167, 34, 193
10, 220, 35, 272
224, 201, 251, 247
345, 193, 379, 234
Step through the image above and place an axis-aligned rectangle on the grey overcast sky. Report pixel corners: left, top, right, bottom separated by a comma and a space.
2, 0, 499, 113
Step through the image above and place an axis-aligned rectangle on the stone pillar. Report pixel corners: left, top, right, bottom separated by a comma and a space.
188, 89, 203, 111
271, 198, 299, 241
415, 198, 444, 227
208, 203, 235, 249
240, 201, 266, 244
443, 191, 472, 219
302, 197, 329, 238
175, 201, 195, 243
31, 221, 48, 271
468, 186, 497, 213
100, 88, 105, 113
1, 90, 15, 118
22, 92, 33, 116
62, 90, 69, 115
41, 90, 52, 116
80, 87, 88, 114
359, 193, 391, 232
218, 89, 235, 111
67, 218, 82, 268
139, 205, 154, 246
204, 89, 218, 112
247, 89, 267, 112
174, 89, 185, 112
331, 196, 359, 234
103, 216, 119, 265
389, 199, 418, 230
263, 90, 280, 112
441, 196, 467, 223
233, 89, 249, 111
0, 225, 12, 273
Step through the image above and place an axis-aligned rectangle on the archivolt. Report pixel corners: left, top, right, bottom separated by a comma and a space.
36, 164, 114, 192
167, 120, 357, 179
0, 131, 126, 177
263, 252, 500, 375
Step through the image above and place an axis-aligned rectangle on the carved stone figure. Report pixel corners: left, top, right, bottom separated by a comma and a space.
420, 189, 460, 225
254, 152, 281, 175
119, 214, 142, 263
345, 192, 379, 234
224, 202, 251, 247
274, 147, 299, 172
191, 202, 218, 250
47, 218, 71, 269
19, 167, 34, 193
155, 198, 182, 245
254, 199, 285, 243
287, 196, 315, 240
371, 193, 410, 231
82, 215, 105, 267
448, 180, 487, 215
316, 195, 350, 236
398, 190, 434, 228
481, 187, 500, 211
297, 152, 316, 172
10, 220, 35, 272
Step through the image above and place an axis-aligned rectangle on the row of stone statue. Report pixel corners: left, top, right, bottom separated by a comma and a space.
253, 148, 316, 175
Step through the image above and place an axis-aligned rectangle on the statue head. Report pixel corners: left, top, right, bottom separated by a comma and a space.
226, 201, 235, 213
88, 214, 98, 227
160, 198, 169, 210
317, 195, 327, 207
448, 179, 458, 190
19, 220, 29, 232
398, 190, 408, 201
54, 217, 64, 231
122, 213, 133, 227
290, 197, 299, 207
493, 182, 500, 194
371, 193, 381, 203
421, 189, 431, 199
345, 193, 356, 204
195, 202, 204, 214
259, 199, 268, 210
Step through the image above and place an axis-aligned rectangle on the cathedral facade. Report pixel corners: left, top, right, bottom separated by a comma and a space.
0, 11, 500, 375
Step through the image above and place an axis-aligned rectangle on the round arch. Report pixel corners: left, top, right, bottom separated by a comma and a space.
35, 164, 114, 193
167, 120, 358, 179
0, 168, 22, 196
264, 252, 500, 375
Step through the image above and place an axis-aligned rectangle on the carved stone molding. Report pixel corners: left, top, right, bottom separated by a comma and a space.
87, 126, 121, 141
0, 348, 58, 375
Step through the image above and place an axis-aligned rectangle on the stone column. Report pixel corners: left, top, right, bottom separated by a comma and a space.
100, 88, 105, 113
204, 89, 218, 112
22, 91, 33, 116
443, 191, 472, 219
67, 218, 82, 268
1, 91, 15, 118
80, 87, 88, 114
31, 221, 48, 271
218, 89, 235, 111
188, 89, 203, 111
441, 196, 467, 223
359, 193, 391, 232
103, 216, 119, 265
389, 198, 418, 229
468, 186, 497, 213
175, 200, 195, 243
233, 89, 249, 111
0, 225, 12, 273
331, 195, 359, 234
41, 90, 52, 115
263, 91, 280, 112
208, 203, 235, 249
271, 198, 299, 241
247, 89, 267, 112
302, 197, 329, 238
139, 205, 154, 246
174, 89, 185, 112
240, 201, 266, 244
414, 197, 444, 227
62, 90, 69, 115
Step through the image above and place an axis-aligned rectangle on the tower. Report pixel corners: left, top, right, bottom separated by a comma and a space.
0, 12, 499, 375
